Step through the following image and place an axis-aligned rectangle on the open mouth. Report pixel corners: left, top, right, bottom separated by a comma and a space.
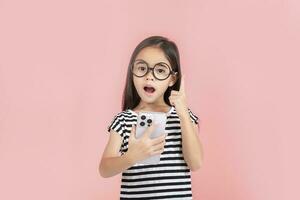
143, 86, 156, 94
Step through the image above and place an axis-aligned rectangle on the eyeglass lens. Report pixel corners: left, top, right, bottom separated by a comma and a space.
132, 62, 171, 80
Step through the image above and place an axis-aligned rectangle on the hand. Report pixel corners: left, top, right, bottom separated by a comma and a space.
126, 124, 166, 164
168, 74, 189, 116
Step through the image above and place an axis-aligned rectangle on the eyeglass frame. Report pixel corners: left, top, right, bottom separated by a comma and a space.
131, 59, 178, 81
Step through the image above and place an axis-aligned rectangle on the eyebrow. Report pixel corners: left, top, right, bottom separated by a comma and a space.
134, 59, 170, 68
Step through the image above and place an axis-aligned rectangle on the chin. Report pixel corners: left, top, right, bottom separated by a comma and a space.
140, 94, 164, 105
140, 96, 157, 103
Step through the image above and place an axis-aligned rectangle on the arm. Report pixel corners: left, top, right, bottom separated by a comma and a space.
99, 130, 135, 178
179, 110, 204, 171
168, 74, 204, 171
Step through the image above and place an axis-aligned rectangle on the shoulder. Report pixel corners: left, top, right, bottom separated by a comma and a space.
109, 109, 136, 122
107, 110, 135, 136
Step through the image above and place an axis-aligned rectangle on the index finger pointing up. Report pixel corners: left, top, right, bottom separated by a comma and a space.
179, 74, 185, 93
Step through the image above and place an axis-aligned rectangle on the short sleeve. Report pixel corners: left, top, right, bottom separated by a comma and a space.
107, 114, 124, 137
188, 108, 199, 125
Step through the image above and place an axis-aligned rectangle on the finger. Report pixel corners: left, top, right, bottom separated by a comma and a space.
151, 133, 166, 145
151, 148, 164, 156
152, 142, 165, 153
152, 140, 165, 149
169, 97, 175, 106
179, 74, 185, 93
169, 96, 179, 101
168, 99, 174, 106
171, 90, 180, 95
130, 124, 136, 139
168, 96, 177, 103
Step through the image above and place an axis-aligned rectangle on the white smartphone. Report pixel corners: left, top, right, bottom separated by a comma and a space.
135, 111, 167, 165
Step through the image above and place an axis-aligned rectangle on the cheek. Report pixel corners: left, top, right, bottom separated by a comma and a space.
133, 77, 143, 91
156, 82, 170, 94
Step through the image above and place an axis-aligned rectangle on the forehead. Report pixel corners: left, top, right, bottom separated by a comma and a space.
135, 47, 170, 66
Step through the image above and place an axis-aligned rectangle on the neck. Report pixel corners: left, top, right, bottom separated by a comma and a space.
134, 99, 170, 112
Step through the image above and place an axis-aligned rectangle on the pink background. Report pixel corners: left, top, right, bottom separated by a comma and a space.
0, 0, 299, 199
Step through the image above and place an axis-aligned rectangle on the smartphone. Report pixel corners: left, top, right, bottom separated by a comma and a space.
135, 111, 167, 165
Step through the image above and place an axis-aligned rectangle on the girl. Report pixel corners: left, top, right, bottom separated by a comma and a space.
99, 36, 204, 199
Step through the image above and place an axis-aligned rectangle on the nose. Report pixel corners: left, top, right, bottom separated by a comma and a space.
145, 68, 155, 80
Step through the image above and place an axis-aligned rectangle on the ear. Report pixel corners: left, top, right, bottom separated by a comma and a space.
168, 72, 178, 87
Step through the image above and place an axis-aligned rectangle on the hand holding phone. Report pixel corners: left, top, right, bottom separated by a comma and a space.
127, 111, 167, 165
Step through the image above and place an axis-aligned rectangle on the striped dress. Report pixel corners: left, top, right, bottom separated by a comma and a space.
107, 106, 200, 199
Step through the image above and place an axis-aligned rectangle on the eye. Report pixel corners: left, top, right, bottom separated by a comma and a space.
157, 69, 166, 73
155, 65, 168, 74
138, 66, 146, 71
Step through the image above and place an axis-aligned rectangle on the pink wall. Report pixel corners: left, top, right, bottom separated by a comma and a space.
0, 0, 298, 199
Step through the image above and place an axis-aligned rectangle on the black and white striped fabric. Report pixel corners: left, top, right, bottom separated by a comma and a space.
107, 106, 199, 199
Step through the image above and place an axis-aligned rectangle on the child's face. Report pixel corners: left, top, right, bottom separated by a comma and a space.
132, 47, 177, 105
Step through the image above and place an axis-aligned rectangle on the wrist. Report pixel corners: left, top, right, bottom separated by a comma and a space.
124, 151, 136, 166
178, 109, 190, 121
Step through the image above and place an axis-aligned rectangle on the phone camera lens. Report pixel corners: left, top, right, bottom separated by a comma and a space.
147, 119, 152, 123
140, 121, 145, 126
141, 115, 146, 120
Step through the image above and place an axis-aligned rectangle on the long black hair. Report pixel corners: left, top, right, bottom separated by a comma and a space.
121, 35, 182, 111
